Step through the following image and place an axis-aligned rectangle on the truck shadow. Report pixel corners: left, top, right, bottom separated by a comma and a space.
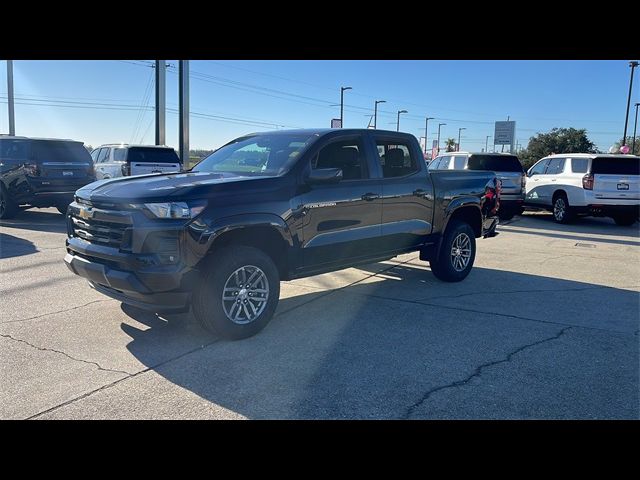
119, 263, 640, 419
0, 208, 68, 234
0, 232, 39, 259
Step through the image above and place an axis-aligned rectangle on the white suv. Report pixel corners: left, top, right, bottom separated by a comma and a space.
525, 153, 639, 225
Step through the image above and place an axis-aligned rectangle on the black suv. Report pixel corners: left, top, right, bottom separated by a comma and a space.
0, 136, 95, 218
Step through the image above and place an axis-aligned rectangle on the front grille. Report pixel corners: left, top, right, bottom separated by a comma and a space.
70, 216, 128, 248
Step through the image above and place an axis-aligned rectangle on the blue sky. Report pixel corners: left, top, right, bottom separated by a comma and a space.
0, 60, 637, 152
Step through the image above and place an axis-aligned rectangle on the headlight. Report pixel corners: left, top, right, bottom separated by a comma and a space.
136, 201, 207, 219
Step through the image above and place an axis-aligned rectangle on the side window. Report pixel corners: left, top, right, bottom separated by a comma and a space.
545, 158, 565, 175
453, 155, 467, 170
428, 157, 441, 170
113, 148, 127, 162
96, 148, 109, 163
439, 155, 452, 170
312, 138, 367, 181
375, 139, 420, 178
529, 159, 549, 176
571, 158, 589, 173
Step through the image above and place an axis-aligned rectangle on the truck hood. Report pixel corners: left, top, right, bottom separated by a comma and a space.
76, 171, 271, 203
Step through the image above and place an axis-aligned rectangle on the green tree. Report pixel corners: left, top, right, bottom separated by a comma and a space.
518, 128, 598, 170
445, 138, 456, 152
610, 137, 640, 156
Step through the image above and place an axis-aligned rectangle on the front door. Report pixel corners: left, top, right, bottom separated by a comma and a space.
298, 135, 382, 269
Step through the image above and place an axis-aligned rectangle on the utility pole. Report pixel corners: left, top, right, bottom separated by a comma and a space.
424, 117, 434, 155
155, 60, 166, 145
396, 110, 408, 132
485, 135, 491, 152
437, 123, 446, 154
622, 61, 639, 146
179, 60, 189, 165
457, 127, 466, 151
7, 60, 15, 135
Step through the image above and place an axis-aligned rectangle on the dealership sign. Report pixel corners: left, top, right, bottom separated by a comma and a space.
494, 121, 516, 145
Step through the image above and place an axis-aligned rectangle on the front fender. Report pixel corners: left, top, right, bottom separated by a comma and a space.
193, 213, 293, 248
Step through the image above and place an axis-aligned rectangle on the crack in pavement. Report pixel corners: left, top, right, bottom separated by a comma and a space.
340, 290, 635, 336
0, 332, 133, 376
1, 299, 115, 324
401, 326, 573, 419
416, 284, 640, 303
26, 339, 221, 420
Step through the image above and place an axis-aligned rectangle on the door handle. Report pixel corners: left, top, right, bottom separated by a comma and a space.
361, 193, 380, 201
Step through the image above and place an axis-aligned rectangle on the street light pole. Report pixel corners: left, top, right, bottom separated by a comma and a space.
374, 100, 386, 129
485, 135, 491, 152
622, 61, 639, 145
7, 60, 15, 136
396, 110, 408, 132
632, 102, 640, 154
424, 117, 434, 155
340, 86, 352, 128
457, 127, 466, 151
437, 123, 446, 153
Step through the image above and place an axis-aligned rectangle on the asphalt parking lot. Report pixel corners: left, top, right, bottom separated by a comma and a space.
1, 208, 638, 419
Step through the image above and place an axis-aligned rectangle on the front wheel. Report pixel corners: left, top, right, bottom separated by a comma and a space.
192, 246, 280, 340
0, 185, 17, 219
430, 220, 477, 282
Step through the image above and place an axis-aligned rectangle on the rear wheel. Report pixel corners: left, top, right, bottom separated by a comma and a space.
552, 193, 573, 224
192, 246, 280, 340
429, 220, 476, 282
612, 214, 637, 226
0, 185, 17, 219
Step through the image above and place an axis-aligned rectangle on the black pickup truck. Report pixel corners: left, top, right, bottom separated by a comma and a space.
64, 129, 499, 339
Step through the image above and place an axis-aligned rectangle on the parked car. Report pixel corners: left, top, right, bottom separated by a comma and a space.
64, 129, 499, 340
429, 151, 525, 220
0, 136, 95, 218
524, 153, 639, 225
91, 144, 181, 179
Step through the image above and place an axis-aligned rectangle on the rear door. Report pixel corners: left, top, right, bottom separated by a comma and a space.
128, 147, 181, 176
374, 134, 434, 253
467, 154, 524, 196
31, 141, 94, 189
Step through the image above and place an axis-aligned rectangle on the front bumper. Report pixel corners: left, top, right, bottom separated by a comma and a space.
64, 248, 192, 312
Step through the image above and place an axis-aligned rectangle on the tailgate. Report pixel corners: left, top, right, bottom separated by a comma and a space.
496, 171, 522, 195
40, 162, 93, 182
591, 156, 640, 200
593, 174, 640, 200
130, 162, 181, 176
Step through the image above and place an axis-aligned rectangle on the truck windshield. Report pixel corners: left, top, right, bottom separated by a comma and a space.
193, 134, 315, 176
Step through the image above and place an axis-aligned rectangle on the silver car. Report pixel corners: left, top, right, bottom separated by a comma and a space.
429, 151, 525, 220
91, 144, 182, 179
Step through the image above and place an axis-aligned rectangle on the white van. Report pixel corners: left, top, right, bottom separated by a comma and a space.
525, 153, 639, 225
91, 144, 182, 179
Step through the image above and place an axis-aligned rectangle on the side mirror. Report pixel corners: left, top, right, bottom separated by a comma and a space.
306, 168, 343, 185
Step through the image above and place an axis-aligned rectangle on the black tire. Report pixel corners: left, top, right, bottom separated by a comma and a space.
192, 246, 280, 340
552, 193, 573, 224
612, 215, 637, 226
0, 184, 17, 219
429, 219, 476, 282
56, 203, 70, 215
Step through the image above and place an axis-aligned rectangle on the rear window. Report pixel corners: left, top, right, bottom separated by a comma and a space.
32, 141, 92, 163
467, 154, 523, 173
0, 139, 29, 160
128, 147, 180, 164
591, 156, 640, 176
